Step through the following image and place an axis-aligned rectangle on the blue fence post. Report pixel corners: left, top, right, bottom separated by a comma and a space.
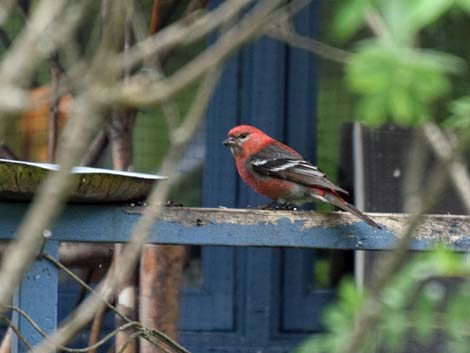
12, 240, 59, 353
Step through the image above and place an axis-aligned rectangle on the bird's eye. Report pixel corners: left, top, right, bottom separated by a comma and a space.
239, 133, 248, 139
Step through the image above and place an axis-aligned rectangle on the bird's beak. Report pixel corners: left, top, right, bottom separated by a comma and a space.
223, 137, 236, 147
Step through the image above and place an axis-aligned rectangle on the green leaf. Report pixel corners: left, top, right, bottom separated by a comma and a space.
377, 0, 454, 45
408, 0, 454, 32
379, 309, 407, 352
389, 86, 417, 125
346, 42, 461, 126
445, 284, 470, 352
296, 336, 325, 353
356, 94, 388, 125
347, 42, 394, 92
323, 278, 365, 333
444, 96, 470, 129
378, 1, 413, 45
332, 0, 373, 41
412, 294, 437, 342
432, 248, 469, 275
456, 0, 470, 12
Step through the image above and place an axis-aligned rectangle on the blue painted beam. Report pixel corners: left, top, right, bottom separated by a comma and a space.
12, 241, 58, 353
0, 203, 469, 251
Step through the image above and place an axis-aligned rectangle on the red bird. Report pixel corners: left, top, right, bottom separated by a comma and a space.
223, 125, 381, 229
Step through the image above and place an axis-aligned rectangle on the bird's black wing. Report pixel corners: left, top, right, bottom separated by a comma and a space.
250, 157, 349, 195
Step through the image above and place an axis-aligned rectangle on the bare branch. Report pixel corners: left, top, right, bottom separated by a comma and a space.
267, 25, 351, 63
0, 99, 103, 309
336, 8, 469, 350
31, 55, 221, 353
343, 156, 454, 353
0, 327, 12, 353
0, 0, 15, 25
116, 0, 254, 73
0, 0, 88, 86
0, 142, 18, 160
112, 0, 291, 106
80, 130, 109, 167
0, 0, 129, 319
149, 0, 161, 35
48, 57, 63, 163
423, 123, 470, 213
365, 9, 393, 41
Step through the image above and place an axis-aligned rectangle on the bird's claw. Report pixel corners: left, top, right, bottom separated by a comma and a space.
258, 202, 296, 210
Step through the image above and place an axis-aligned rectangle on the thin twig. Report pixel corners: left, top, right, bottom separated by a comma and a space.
0, 29, 11, 49
116, 0, 254, 73
116, 332, 145, 353
341, 128, 470, 352
80, 130, 109, 166
88, 304, 108, 353
149, 0, 160, 34
423, 122, 470, 213
0, 315, 33, 351
112, 0, 299, 106
0, 143, 18, 160
0, 0, 16, 26
0, 326, 12, 353
5, 304, 140, 353
266, 24, 351, 63
365, 9, 393, 41
42, 253, 130, 323
41, 255, 184, 353
48, 56, 63, 163
32, 50, 222, 353
338, 9, 470, 351
0, 0, 88, 86
0, 0, 127, 322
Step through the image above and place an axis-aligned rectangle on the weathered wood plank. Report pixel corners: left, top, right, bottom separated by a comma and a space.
0, 204, 469, 250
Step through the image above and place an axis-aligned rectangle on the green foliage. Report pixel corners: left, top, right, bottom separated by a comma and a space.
347, 42, 461, 125
445, 281, 470, 353
323, 278, 365, 331
332, 0, 373, 41
443, 96, 470, 139
333, 0, 458, 44
297, 249, 470, 353
333, 0, 468, 127
407, 0, 455, 33
456, 0, 470, 12
380, 0, 455, 45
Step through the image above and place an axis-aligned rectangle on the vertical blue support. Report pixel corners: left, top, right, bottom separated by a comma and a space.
281, 1, 333, 333
285, 1, 318, 161
200, 1, 319, 351
203, 53, 241, 208
199, 0, 241, 333
238, 36, 287, 207
237, 34, 288, 346
12, 241, 59, 353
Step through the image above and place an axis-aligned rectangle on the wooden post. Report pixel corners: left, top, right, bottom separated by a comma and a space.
114, 244, 137, 353
139, 245, 186, 349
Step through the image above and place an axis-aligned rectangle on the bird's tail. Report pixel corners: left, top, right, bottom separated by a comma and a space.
323, 193, 382, 229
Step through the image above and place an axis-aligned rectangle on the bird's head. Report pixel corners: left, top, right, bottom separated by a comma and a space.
223, 125, 271, 158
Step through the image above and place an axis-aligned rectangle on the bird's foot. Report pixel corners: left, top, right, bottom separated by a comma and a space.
258, 202, 296, 210
258, 201, 278, 210
165, 200, 184, 207
278, 202, 297, 211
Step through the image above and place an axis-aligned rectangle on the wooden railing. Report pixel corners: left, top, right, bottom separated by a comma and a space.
1, 203, 469, 353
